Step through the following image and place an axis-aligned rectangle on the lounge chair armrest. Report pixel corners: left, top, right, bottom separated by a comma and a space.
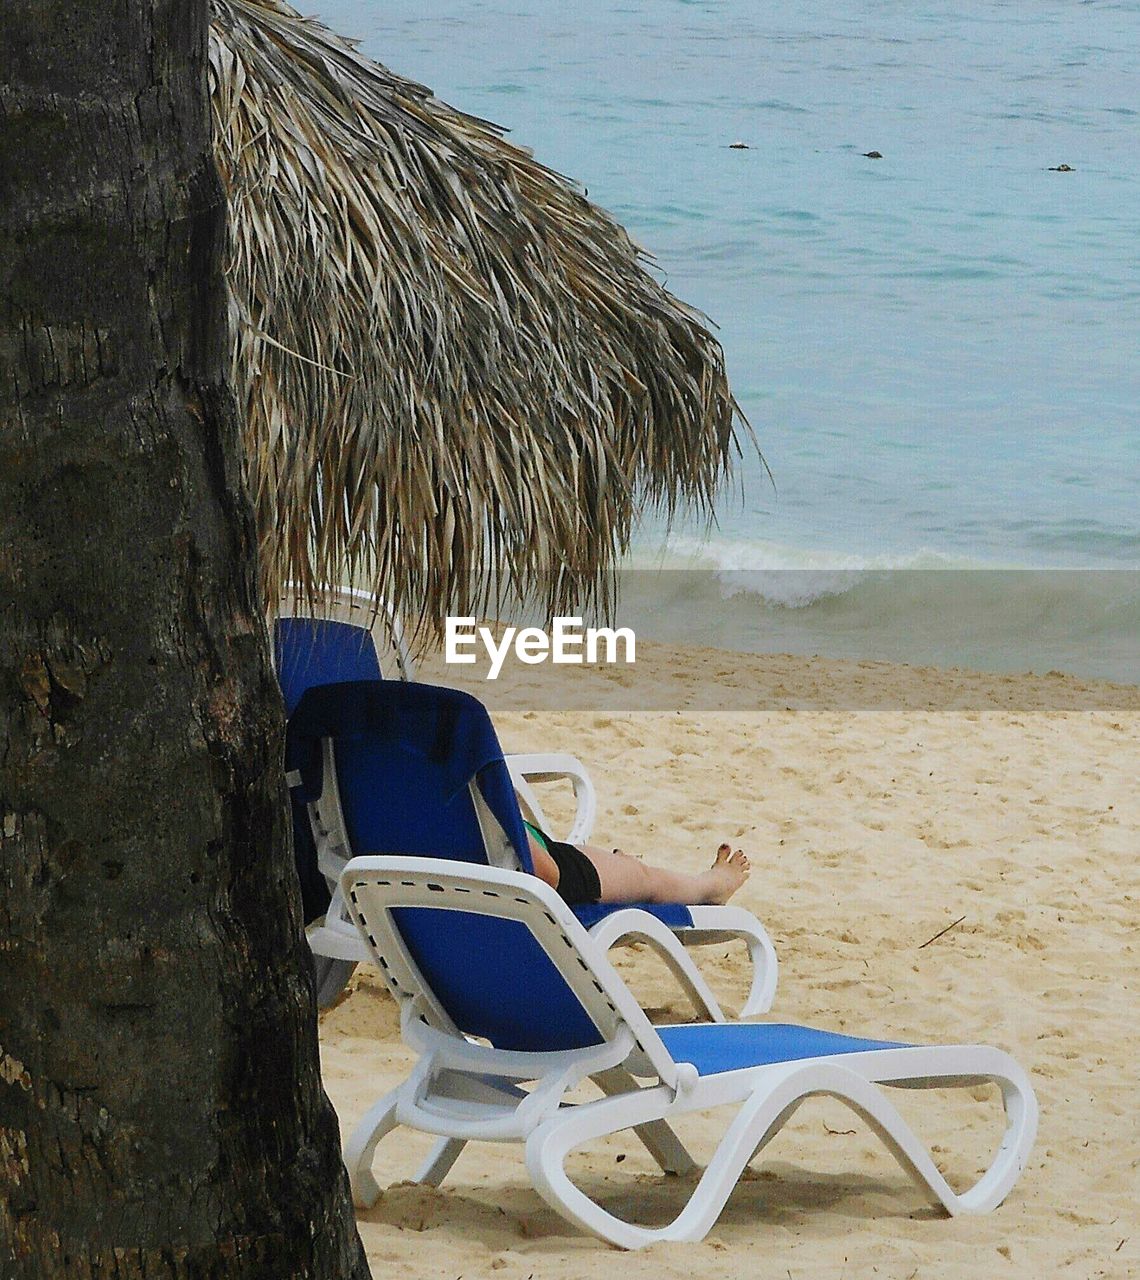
680, 906, 779, 1018
505, 752, 597, 844
586, 909, 726, 1023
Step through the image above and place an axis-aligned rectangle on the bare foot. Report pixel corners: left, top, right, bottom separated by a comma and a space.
698, 843, 750, 905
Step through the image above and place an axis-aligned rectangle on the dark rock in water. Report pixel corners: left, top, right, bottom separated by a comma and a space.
729, 141, 750, 150
1049, 163, 1074, 171
863, 150, 883, 159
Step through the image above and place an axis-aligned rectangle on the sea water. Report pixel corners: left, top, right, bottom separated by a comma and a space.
309, 0, 1139, 682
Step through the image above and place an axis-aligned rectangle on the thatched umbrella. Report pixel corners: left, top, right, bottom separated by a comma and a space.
208, 0, 748, 631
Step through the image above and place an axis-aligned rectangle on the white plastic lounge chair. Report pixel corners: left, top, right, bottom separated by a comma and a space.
275, 604, 777, 1017
340, 856, 1039, 1249
284, 679, 772, 1025
275, 589, 412, 1003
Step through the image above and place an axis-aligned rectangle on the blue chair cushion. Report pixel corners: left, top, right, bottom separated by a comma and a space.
657, 1023, 910, 1076
573, 901, 694, 930
285, 680, 533, 874
275, 617, 383, 716
391, 908, 603, 1051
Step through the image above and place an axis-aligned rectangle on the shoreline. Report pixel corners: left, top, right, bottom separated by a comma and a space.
407, 633, 1140, 713
458, 564, 1140, 688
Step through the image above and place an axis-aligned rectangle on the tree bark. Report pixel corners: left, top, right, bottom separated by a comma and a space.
0, 4, 370, 1277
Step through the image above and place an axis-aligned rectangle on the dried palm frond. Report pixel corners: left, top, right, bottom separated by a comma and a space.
208, 0, 750, 631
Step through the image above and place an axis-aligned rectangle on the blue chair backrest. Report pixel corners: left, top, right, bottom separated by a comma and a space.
286, 680, 602, 1052
274, 617, 385, 921
274, 617, 383, 717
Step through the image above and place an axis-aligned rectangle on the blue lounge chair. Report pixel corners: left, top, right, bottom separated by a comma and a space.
343, 858, 1038, 1247
316, 690, 1038, 1247
275, 600, 778, 1016
275, 593, 407, 1003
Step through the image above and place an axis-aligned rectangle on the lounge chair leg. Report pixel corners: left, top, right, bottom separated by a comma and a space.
527, 1085, 771, 1247
592, 1068, 696, 1176
737, 1054, 1039, 1219
313, 955, 357, 1008
344, 1087, 401, 1208
527, 1086, 693, 1248
416, 1137, 467, 1187
866, 1049, 1039, 1215
529, 1054, 1038, 1248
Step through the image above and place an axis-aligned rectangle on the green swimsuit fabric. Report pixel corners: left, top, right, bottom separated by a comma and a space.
523, 820, 548, 851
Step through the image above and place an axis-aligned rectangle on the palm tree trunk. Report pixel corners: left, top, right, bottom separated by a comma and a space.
0, 3, 369, 1276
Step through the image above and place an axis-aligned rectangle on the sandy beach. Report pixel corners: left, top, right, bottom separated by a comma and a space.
317, 640, 1139, 1278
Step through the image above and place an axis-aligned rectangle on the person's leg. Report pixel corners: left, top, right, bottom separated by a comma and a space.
583, 842, 749, 906
527, 831, 561, 890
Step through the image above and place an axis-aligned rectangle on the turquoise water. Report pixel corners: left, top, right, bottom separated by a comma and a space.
311, 0, 1139, 679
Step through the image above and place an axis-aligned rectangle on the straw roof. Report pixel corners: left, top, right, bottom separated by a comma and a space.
208, 0, 749, 629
